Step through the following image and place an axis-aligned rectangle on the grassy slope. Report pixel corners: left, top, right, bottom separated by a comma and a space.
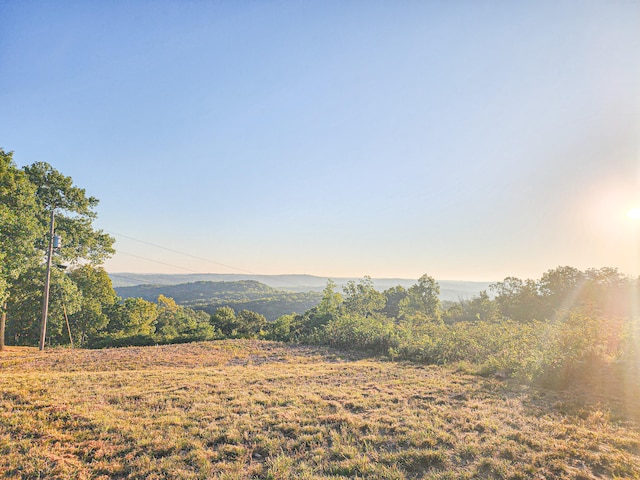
1, 341, 639, 479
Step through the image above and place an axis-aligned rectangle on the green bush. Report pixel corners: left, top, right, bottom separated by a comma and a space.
322, 313, 400, 354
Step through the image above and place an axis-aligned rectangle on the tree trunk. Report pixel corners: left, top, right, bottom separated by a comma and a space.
0, 303, 6, 351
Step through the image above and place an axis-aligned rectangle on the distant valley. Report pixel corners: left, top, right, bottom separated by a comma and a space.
110, 273, 493, 298
115, 280, 322, 321
112, 274, 493, 320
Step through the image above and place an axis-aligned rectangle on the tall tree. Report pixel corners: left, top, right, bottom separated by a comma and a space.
316, 279, 343, 318
23, 162, 114, 265
155, 294, 214, 341
4, 161, 116, 348
211, 306, 238, 337
382, 285, 408, 319
0, 149, 39, 349
342, 276, 385, 318
490, 277, 541, 322
67, 265, 118, 346
6, 266, 82, 346
400, 274, 441, 321
107, 297, 158, 337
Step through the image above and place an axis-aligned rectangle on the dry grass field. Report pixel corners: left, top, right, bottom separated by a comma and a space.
1, 340, 639, 479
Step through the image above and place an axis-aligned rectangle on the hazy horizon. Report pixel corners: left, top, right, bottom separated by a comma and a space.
2, 1, 639, 281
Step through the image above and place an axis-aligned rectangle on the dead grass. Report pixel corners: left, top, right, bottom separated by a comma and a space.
1, 340, 639, 479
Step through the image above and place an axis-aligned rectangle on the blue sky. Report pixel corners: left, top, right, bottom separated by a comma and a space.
1, 1, 639, 281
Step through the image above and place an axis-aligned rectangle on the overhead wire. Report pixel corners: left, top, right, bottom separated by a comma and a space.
105, 231, 311, 289
117, 251, 201, 273
106, 230, 255, 275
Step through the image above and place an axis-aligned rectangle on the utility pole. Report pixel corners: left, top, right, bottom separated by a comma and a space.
0, 303, 6, 351
39, 209, 55, 351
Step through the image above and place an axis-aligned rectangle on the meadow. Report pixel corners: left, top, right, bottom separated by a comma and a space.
1, 340, 640, 479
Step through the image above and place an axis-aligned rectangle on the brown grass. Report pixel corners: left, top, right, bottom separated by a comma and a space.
1, 340, 639, 479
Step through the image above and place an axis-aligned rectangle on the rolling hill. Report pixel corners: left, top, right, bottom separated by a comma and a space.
110, 273, 493, 300
115, 280, 322, 320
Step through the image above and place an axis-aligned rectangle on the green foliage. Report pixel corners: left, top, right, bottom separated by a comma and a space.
117, 280, 280, 304
382, 285, 408, 318
0, 149, 40, 305
400, 274, 441, 321
23, 161, 114, 265
518, 308, 622, 386
210, 306, 238, 337
342, 276, 385, 317
155, 294, 216, 342
106, 297, 158, 337
490, 266, 633, 322
117, 280, 323, 321
271, 272, 640, 392
210, 307, 267, 339
490, 276, 541, 322
266, 313, 298, 342
316, 279, 343, 317
0, 152, 116, 348
442, 290, 500, 324
6, 266, 81, 346
236, 310, 268, 338
89, 293, 218, 347
67, 265, 117, 346
322, 313, 399, 354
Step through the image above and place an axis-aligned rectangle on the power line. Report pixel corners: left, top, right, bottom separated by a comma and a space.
117, 251, 201, 273
105, 231, 313, 290
108, 272, 163, 285
106, 230, 255, 275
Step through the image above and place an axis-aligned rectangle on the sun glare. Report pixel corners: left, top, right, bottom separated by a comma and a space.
628, 208, 640, 220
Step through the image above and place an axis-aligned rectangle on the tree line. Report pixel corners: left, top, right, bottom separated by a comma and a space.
267, 269, 638, 387
0, 148, 316, 348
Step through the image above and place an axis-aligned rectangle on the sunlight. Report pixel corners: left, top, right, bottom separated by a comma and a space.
629, 208, 640, 220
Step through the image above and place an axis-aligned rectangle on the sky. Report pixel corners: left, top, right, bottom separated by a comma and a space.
1, 1, 639, 282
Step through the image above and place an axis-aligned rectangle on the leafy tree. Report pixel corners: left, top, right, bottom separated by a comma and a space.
267, 313, 298, 342
211, 306, 238, 337
155, 294, 215, 341
6, 266, 81, 346
444, 290, 501, 323
1, 159, 115, 348
316, 279, 343, 318
210, 306, 267, 338
583, 267, 630, 317
236, 310, 268, 338
23, 161, 114, 265
400, 274, 441, 321
382, 285, 408, 319
538, 266, 584, 318
466, 290, 500, 321
107, 297, 158, 337
490, 276, 541, 322
342, 276, 385, 317
67, 265, 118, 345
0, 149, 40, 349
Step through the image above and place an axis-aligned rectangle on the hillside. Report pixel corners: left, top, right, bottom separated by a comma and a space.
109, 273, 493, 301
1, 341, 638, 479
115, 280, 323, 320
116, 280, 281, 304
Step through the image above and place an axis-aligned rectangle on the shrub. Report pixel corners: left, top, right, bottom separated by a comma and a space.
322, 313, 400, 354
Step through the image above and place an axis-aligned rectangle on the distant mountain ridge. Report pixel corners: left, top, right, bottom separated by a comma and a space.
109, 273, 493, 301
116, 280, 280, 304
114, 280, 322, 321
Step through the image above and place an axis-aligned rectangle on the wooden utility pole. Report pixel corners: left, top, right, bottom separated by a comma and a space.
39, 209, 55, 351
0, 303, 6, 351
